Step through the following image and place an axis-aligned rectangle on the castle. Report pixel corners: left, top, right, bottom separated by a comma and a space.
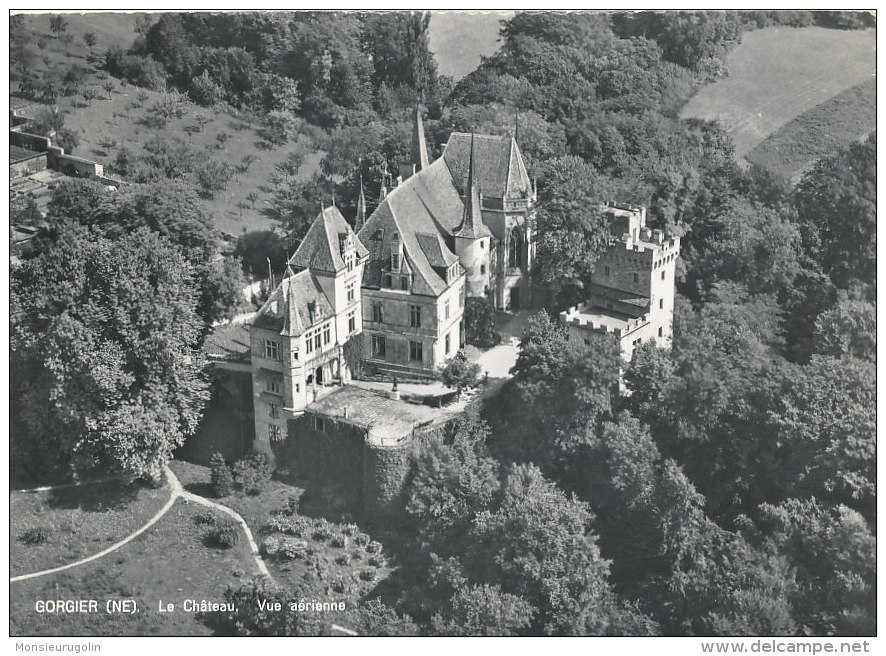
245, 113, 679, 513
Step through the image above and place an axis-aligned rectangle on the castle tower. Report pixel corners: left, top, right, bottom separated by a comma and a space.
399, 106, 429, 182
355, 173, 367, 232
453, 133, 492, 298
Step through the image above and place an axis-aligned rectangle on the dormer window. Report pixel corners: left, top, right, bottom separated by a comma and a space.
391, 253, 400, 271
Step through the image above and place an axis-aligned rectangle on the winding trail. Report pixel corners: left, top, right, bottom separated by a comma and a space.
10, 465, 270, 583
11, 466, 358, 635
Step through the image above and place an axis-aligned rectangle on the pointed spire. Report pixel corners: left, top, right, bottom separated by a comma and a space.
514, 108, 520, 143
355, 173, 367, 232
411, 106, 429, 172
378, 182, 387, 204
331, 195, 336, 208
454, 132, 491, 240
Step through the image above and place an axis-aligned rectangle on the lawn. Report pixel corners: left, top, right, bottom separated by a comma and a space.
744, 78, 875, 185
10, 480, 171, 578
11, 12, 325, 238
9, 498, 259, 636
679, 26, 875, 158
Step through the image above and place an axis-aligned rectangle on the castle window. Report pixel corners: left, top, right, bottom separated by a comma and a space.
400, 275, 409, 291
264, 340, 280, 361
409, 341, 423, 362
658, 327, 663, 338
269, 425, 282, 442
480, 264, 486, 275
315, 333, 321, 350
348, 310, 356, 334
314, 417, 325, 433
508, 226, 523, 269
445, 332, 451, 354
323, 324, 331, 345
391, 253, 400, 271
295, 383, 299, 392
604, 265, 610, 277
659, 299, 664, 309
372, 302, 384, 323
305, 333, 314, 354
480, 240, 485, 249
347, 282, 355, 303
269, 403, 280, 419
410, 305, 422, 328
633, 273, 639, 284
265, 381, 280, 395
346, 253, 355, 272
372, 334, 386, 359
661, 271, 666, 280
445, 299, 450, 320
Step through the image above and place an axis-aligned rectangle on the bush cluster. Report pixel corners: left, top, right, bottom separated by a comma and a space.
208, 519, 241, 549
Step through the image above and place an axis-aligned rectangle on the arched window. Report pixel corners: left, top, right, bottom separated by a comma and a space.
508, 226, 524, 269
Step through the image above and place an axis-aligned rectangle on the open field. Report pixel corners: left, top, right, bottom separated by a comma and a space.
680, 26, 875, 159
10, 481, 171, 578
427, 10, 512, 80
745, 78, 876, 185
10, 498, 258, 636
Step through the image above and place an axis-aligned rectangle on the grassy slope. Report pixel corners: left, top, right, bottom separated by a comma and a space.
679, 26, 875, 158
427, 10, 512, 80
11, 12, 322, 238
9, 499, 258, 636
10, 481, 171, 577
744, 79, 875, 185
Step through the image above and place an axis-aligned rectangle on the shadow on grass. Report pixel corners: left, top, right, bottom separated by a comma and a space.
46, 480, 142, 512
183, 481, 217, 499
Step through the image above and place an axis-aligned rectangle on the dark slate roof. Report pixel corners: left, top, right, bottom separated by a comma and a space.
203, 322, 251, 362
442, 133, 532, 200
251, 269, 333, 337
416, 232, 459, 267
289, 206, 368, 274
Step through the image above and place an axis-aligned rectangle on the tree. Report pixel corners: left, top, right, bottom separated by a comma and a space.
49, 15, 68, 38
210, 452, 234, 497
351, 599, 419, 636
102, 80, 115, 100
234, 230, 288, 277
463, 297, 498, 348
439, 350, 481, 398
11, 223, 209, 483
199, 255, 250, 324
201, 577, 329, 636
794, 134, 876, 289
261, 110, 302, 146
83, 31, 97, 51
82, 86, 100, 106
431, 584, 534, 636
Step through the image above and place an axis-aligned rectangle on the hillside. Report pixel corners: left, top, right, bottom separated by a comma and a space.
745, 78, 876, 185
679, 26, 875, 159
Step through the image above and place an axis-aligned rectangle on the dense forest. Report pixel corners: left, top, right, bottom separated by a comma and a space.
9, 11, 876, 636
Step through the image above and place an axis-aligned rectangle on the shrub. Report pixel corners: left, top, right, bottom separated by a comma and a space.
286, 493, 301, 515
369, 555, 387, 568
359, 569, 376, 582
464, 297, 500, 348
330, 535, 348, 548
210, 452, 234, 497
279, 537, 308, 560
194, 511, 217, 525
209, 519, 241, 549
331, 577, 348, 593
335, 554, 351, 566
354, 533, 371, 547
262, 534, 283, 556
365, 540, 383, 554
312, 523, 334, 542
232, 453, 273, 495
340, 523, 359, 537
19, 526, 51, 545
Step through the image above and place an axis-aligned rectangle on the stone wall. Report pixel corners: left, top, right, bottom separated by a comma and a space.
10, 153, 48, 179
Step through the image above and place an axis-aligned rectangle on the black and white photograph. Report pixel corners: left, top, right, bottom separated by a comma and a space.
7, 6, 878, 648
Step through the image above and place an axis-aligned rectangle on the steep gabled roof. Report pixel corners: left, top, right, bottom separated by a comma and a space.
443, 132, 532, 200
453, 133, 492, 240
251, 269, 333, 337
289, 205, 368, 274
416, 232, 460, 268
